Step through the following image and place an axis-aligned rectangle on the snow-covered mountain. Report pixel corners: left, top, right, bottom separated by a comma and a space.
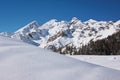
0, 32, 12, 37
1, 17, 120, 54
0, 35, 120, 80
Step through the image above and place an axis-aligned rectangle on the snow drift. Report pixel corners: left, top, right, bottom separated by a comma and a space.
0, 36, 120, 80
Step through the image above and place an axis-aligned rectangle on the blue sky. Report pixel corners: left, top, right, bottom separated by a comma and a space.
0, 0, 120, 32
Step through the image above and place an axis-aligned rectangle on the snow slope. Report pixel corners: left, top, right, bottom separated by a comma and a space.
69, 55, 120, 70
0, 36, 120, 80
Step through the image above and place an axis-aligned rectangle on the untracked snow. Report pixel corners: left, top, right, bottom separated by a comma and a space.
69, 55, 120, 70
0, 36, 120, 80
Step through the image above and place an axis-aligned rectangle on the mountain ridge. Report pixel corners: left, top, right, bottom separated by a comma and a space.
1, 17, 120, 54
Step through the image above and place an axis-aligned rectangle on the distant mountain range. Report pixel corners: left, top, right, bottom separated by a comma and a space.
1, 17, 120, 55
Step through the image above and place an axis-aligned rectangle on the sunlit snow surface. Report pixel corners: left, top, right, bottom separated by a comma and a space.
0, 36, 120, 80
69, 55, 120, 70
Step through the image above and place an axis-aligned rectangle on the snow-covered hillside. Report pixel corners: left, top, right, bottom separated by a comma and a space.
0, 36, 120, 80
69, 55, 120, 70
1, 17, 120, 54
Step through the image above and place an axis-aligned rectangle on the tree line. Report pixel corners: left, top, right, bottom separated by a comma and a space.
51, 30, 120, 55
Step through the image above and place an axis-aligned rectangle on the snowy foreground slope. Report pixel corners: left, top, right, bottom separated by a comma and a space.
0, 36, 120, 80
69, 55, 120, 70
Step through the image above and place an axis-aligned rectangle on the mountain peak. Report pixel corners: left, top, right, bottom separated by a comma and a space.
71, 17, 80, 22
114, 20, 120, 26
39, 19, 58, 30
72, 17, 79, 20
15, 20, 40, 33
0, 32, 11, 37
85, 19, 97, 23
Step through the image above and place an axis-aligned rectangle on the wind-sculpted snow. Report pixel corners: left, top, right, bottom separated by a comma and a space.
0, 36, 120, 80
